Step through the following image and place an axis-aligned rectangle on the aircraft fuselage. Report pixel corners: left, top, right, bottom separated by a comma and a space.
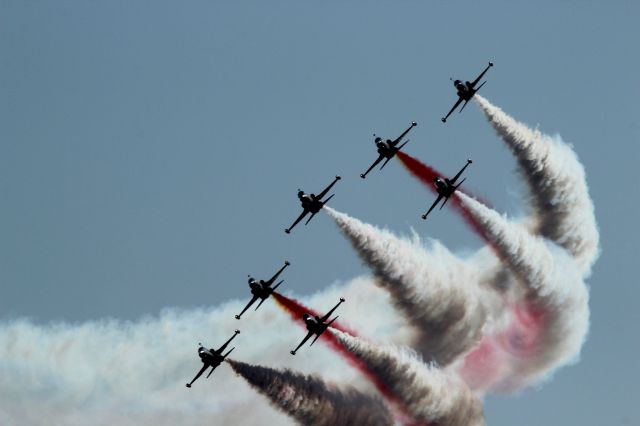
376, 140, 399, 159
303, 314, 325, 335
434, 178, 456, 198
198, 348, 224, 366
300, 194, 323, 213
249, 280, 272, 299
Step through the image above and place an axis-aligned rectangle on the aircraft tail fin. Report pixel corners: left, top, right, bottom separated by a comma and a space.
304, 211, 317, 225
475, 81, 487, 94
397, 139, 410, 151
321, 193, 335, 206
440, 196, 450, 210
254, 297, 268, 311
271, 280, 284, 292
455, 177, 466, 190
206, 366, 215, 379
380, 157, 393, 170
223, 347, 235, 359
460, 100, 470, 113
326, 315, 339, 329
310, 333, 322, 347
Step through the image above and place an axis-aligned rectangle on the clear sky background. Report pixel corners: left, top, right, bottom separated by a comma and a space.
1, 1, 638, 425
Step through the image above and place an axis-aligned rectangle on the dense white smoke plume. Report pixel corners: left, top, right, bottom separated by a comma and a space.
0, 279, 405, 426
0, 99, 597, 425
325, 206, 487, 367
474, 95, 599, 275
227, 359, 394, 426
331, 329, 485, 426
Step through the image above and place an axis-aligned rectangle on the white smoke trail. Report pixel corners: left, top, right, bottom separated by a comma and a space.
330, 329, 485, 426
0, 278, 404, 426
474, 95, 599, 275
325, 206, 487, 367
455, 192, 590, 389
227, 359, 394, 426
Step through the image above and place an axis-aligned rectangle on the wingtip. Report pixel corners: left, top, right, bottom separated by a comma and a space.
339, 297, 345, 302
290, 350, 296, 355
234, 315, 241, 320
421, 214, 427, 220
411, 121, 417, 126
284, 229, 290, 234
335, 175, 341, 180
285, 260, 290, 266
441, 118, 446, 123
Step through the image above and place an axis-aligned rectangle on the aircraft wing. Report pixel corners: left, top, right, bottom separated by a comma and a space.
285, 209, 309, 234
320, 299, 344, 322
391, 122, 416, 145
266, 261, 289, 286
317, 176, 341, 200
471, 62, 492, 87
442, 97, 464, 122
291, 330, 315, 355
186, 363, 209, 388
360, 155, 384, 178
235, 294, 260, 320
422, 194, 444, 219
450, 160, 472, 184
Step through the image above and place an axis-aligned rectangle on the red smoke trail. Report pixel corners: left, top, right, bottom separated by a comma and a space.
457, 300, 547, 392
395, 151, 493, 245
273, 292, 425, 426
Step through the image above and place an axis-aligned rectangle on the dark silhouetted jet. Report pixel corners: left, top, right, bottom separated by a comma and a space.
360, 121, 417, 179
285, 175, 341, 234
441, 62, 493, 123
235, 260, 290, 320
185, 330, 239, 388
421, 159, 472, 219
290, 298, 345, 355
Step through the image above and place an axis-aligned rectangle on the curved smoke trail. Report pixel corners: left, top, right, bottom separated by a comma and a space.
474, 95, 599, 275
227, 359, 394, 426
455, 192, 590, 389
331, 329, 486, 426
325, 206, 487, 366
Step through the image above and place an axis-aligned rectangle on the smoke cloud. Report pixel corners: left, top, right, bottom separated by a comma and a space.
325, 206, 487, 367
1, 98, 598, 424
474, 95, 599, 275
331, 329, 485, 426
227, 359, 394, 426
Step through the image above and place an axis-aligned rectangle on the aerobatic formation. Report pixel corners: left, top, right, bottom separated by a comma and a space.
0, 62, 599, 425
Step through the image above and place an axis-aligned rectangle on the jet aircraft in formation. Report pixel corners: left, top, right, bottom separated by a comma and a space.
185, 62, 493, 388
360, 121, 417, 179
185, 330, 240, 388
290, 297, 345, 355
441, 62, 493, 123
235, 260, 290, 320
285, 175, 341, 234
421, 159, 472, 219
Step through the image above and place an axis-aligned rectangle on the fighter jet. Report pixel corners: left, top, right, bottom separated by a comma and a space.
290, 297, 345, 355
285, 175, 341, 234
441, 62, 493, 123
360, 121, 417, 179
421, 159, 472, 219
235, 260, 290, 320
185, 330, 239, 388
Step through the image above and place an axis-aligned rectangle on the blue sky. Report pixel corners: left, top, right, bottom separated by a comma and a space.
1, 1, 639, 425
